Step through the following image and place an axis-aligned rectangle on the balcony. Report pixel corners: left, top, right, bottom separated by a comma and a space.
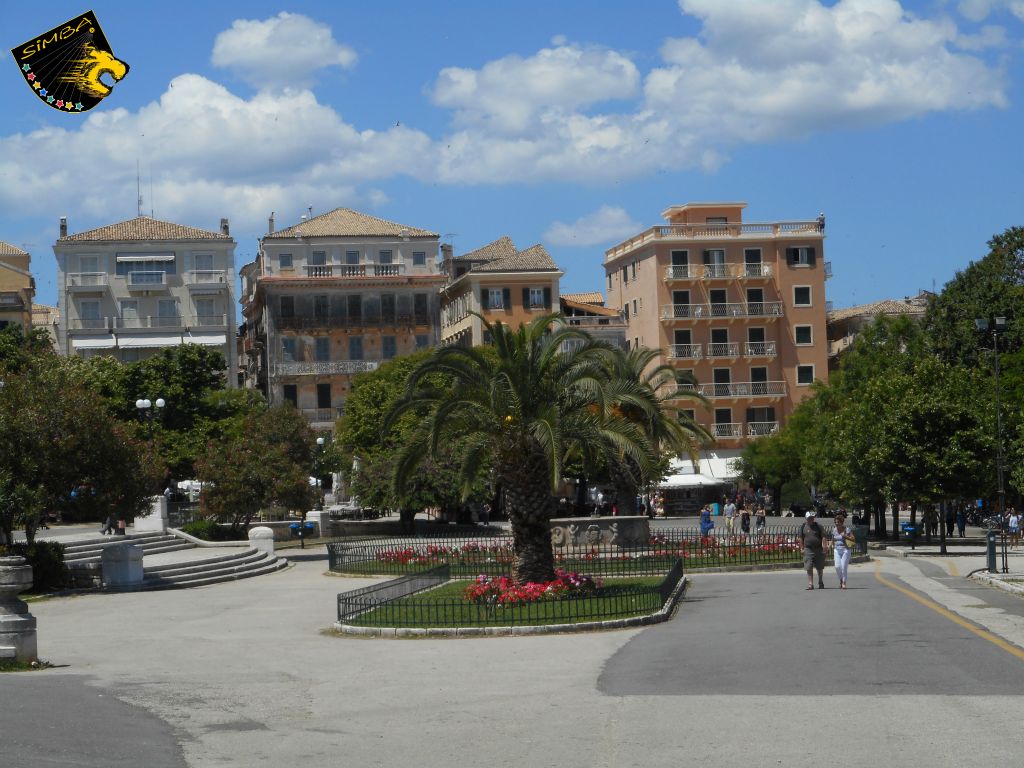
664, 265, 693, 280
824, 261, 833, 280
742, 263, 773, 279
668, 344, 702, 360
748, 421, 780, 437
185, 270, 228, 289
67, 273, 110, 293
115, 315, 184, 329
191, 314, 227, 328
301, 406, 345, 424
677, 381, 787, 399
566, 314, 625, 327
745, 302, 784, 318
744, 341, 778, 358
68, 317, 112, 331
702, 264, 731, 280
273, 361, 379, 376
127, 272, 168, 291
606, 220, 820, 262
707, 342, 739, 358
712, 423, 743, 439
276, 313, 432, 330
661, 302, 784, 320
0, 292, 26, 309
304, 264, 406, 279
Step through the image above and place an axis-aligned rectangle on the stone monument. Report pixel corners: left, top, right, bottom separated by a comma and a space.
0, 555, 37, 663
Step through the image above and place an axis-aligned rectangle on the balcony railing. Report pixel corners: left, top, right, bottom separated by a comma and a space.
304, 264, 407, 278
707, 342, 739, 358
743, 263, 772, 278
703, 264, 730, 279
115, 315, 183, 329
301, 407, 345, 424
748, 421, 780, 437
67, 272, 109, 288
566, 315, 625, 327
744, 341, 777, 357
824, 261, 833, 280
665, 265, 692, 280
68, 317, 111, 330
606, 220, 820, 261
712, 423, 743, 439
191, 314, 227, 328
745, 302, 784, 317
661, 302, 784, 321
185, 270, 227, 285
668, 344, 702, 360
677, 381, 787, 399
273, 361, 379, 376
276, 313, 431, 330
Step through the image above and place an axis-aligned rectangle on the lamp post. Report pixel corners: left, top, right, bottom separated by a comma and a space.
975, 316, 1008, 572
135, 397, 165, 439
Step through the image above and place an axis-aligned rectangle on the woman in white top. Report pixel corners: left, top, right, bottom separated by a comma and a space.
1009, 508, 1020, 549
831, 513, 854, 590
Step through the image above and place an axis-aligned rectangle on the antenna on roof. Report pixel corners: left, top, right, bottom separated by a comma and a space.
443, 233, 458, 252
308, 205, 313, 219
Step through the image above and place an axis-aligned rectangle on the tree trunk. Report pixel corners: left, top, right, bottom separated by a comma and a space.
399, 507, 416, 535
873, 501, 887, 539
502, 453, 556, 584
891, 503, 900, 541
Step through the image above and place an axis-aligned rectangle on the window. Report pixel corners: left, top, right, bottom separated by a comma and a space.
631, 260, 637, 279
315, 337, 330, 362
195, 297, 216, 324
317, 383, 332, 409
795, 325, 813, 345
345, 250, 359, 265
528, 287, 545, 308
348, 336, 363, 360
703, 249, 725, 266
706, 216, 727, 226
194, 254, 214, 272
487, 288, 505, 310
382, 335, 397, 359
119, 300, 138, 324
622, 266, 628, 284
623, 303, 630, 320
671, 250, 688, 266
381, 294, 396, 323
786, 246, 816, 266
797, 365, 815, 385
347, 295, 362, 321
282, 384, 297, 407
793, 286, 811, 306
679, 409, 696, 423
607, 273, 612, 290
279, 253, 293, 269
79, 255, 99, 273
415, 334, 429, 350
632, 299, 638, 316
115, 258, 175, 278
413, 251, 426, 266
414, 293, 428, 322
79, 300, 101, 328
121, 348, 140, 363
282, 337, 296, 361
314, 295, 328, 319
280, 296, 295, 318
379, 250, 393, 265
157, 299, 178, 327
310, 251, 327, 266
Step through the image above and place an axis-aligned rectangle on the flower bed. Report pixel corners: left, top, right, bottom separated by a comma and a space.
464, 570, 600, 606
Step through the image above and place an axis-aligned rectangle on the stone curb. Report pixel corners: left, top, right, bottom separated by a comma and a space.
970, 573, 1024, 596
331, 575, 690, 639
684, 554, 870, 575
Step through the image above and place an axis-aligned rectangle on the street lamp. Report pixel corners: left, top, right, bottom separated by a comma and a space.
135, 397, 165, 438
975, 316, 1008, 572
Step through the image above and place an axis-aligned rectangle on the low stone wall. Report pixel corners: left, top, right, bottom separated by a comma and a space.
245, 520, 321, 542
549, 516, 650, 549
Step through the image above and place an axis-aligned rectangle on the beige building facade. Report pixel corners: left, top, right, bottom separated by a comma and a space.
240, 208, 445, 429
53, 216, 237, 376
440, 236, 562, 347
0, 241, 34, 333
605, 202, 830, 449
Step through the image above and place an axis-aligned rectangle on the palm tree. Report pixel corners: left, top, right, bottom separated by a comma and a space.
599, 346, 711, 516
387, 314, 657, 583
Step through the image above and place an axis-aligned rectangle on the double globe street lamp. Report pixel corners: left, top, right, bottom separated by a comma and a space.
135, 397, 165, 439
975, 316, 1008, 573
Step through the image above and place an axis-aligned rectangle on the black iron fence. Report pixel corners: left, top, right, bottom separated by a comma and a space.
326, 526, 860, 578
167, 501, 200, 528
336, 560, 684, 628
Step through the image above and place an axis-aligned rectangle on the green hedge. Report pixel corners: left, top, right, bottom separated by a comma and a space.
180, 519, 243, 542
1, 541, 68, 592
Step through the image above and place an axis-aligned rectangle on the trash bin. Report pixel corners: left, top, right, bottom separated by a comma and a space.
987, 530, 998, 573
900, 522, 916, 542
853, 525, 869, 555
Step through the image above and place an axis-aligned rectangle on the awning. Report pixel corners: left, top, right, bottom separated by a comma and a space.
184, 332, 227, 346
658, 451, 742, 487
71, 334, 116, 349
659, 473, 727, 489
117, 334, 183, 348
116, 253, 175, 262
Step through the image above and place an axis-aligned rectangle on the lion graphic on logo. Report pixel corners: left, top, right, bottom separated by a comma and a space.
60, 45, 129, 98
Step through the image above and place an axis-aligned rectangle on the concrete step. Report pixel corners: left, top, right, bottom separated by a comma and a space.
144, 550, 266, 578
118, 554, 288, 591
64, 534, 191, 563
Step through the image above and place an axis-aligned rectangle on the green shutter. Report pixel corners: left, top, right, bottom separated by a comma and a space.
806, 247, 816, 266
543, 287, 551, 309
502, 288, 511, 310
522, 287, 530, 308
786, 247, 797, 265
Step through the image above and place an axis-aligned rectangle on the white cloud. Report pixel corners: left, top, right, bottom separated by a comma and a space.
544, 206, 641, 247
955, 24, 1009, 49
430, 43, 640, 134
211, 12, 357, 90
958, 0, 1024, 22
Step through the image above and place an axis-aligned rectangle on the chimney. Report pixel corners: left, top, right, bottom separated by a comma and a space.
59, 216, 67, 238
268, 212, 275, 234
441, 243, 453, 261
220, 218, 230, 236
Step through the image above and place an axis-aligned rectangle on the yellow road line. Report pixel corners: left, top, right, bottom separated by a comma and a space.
874, 567, 1024, 663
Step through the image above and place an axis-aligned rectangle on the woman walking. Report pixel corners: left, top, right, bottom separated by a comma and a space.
699, 504, 714, 538
1009, 508, 1021, 549
831, 513, 854, 589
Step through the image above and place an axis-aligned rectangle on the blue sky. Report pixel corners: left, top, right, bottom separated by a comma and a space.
2, 0, 1022, 310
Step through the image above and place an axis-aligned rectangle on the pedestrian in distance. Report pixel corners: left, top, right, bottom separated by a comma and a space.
830, 513, 855, 590
724, 497, 737, 533
99, 514, 116, 535
1009, 508, 1021, 549
755, 505, 766, 533
699, 504, 714, 537
799, 510, 827, 590
740, 506, 751, 534
956, 506, 967, 538
480, 502, 491, 527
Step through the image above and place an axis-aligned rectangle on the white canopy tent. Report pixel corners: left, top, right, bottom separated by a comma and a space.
657, 450, 742, 489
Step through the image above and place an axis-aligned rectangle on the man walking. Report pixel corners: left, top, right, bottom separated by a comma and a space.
799, 510, 826, 590
724, 497, 737, 533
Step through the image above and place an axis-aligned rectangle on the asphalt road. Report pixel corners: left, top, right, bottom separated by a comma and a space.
4, 552, 1024, 767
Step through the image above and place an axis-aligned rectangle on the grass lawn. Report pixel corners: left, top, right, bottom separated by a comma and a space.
347, 575, 672, 628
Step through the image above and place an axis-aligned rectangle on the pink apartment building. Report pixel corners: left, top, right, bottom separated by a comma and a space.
604, 202, 830, 459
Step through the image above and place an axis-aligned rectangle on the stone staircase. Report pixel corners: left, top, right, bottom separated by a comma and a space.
61, 532, 287, 590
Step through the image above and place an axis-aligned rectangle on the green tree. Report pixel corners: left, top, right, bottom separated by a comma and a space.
0, 325, 53, 375
389, 315, 661, 583
196, 405, 316, 534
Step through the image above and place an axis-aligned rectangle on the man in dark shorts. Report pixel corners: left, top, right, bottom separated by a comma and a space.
800, 510, 826, 590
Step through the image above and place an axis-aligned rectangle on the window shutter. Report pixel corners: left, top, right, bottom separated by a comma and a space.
543, 287, 551, 309
806, 247, 816, 266
502, 288, 511, 310
703, 250, 712, 265
786, 247, 797, 265
481, 290, 489, 311
522, 287, 530, 308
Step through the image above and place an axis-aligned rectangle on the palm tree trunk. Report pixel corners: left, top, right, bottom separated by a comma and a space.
502, 453, 556, 583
